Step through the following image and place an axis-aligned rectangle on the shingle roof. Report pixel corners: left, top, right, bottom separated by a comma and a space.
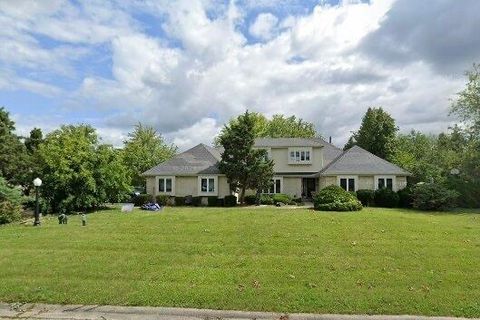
141, 144, 222, 176
254, 137, 325, 147
317, 145, 411, 176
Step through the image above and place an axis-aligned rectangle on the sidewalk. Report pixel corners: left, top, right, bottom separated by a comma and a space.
0, 303, 477, 320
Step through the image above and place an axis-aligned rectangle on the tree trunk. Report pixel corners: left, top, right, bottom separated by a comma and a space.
240, 187, 246, 204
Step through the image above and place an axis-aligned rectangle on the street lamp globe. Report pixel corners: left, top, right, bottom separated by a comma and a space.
33, 178, 42, 187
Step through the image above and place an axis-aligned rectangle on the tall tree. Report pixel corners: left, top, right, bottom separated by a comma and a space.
0, 107, 31, 187
215, 112, 318, 146
344, 107, 398, 160
218, 111, 274, 204
122, 123, 177, 188
38, 125, 131, 213
25, 128, 43, 153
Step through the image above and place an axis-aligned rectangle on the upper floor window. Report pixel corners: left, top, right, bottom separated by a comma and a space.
288, 147, 312, 164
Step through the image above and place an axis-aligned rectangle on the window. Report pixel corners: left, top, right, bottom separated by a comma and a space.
288, 147, 312, 164
201, 178, 215, 193
377, 177, 394, 190
263, 178, 282, 194
339, 177, 356, 191
158, 177, 173, 193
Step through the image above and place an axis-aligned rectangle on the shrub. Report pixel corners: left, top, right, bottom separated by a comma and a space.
174, 196, 185, 206
224, 195, 237, 207
244, 195, 257, 205
374, 188, 399, 208
413, 183, 459, 211
191, 196, 202, 206
313, 185, 362, 211
155, 195, 170, 206
207, 196, 218, 207
0, 177, 23, 224
216, 198, 224, 207
260, 194, 274, 205
272, 193, 292, 205
397, 185, 414, 208
133, 194, 154, 207
356, 189, 375, 207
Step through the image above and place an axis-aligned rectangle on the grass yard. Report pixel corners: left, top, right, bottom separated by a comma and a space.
0, 207, 479, 317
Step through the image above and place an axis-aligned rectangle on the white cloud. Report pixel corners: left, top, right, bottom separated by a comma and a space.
2, 0, 476, 151
249, 13, 279, 40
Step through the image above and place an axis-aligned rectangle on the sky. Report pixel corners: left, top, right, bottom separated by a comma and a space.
1, 0, 480, 150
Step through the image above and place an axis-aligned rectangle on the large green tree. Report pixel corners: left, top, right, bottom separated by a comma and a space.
344, 107, 398, 160
218, 111, 275, 204
38, 125, 131, 213
0, 107, 31, 187
122, 124, 177, 188
215, 112, 318, 146
25, 128, 43, 154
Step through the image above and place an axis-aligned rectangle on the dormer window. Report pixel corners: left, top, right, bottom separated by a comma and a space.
288, 147, 312, 164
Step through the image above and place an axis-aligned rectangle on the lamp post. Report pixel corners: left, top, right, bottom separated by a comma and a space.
33, 177, 42, 226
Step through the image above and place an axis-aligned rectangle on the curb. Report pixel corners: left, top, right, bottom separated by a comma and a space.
0, 303, 478, 320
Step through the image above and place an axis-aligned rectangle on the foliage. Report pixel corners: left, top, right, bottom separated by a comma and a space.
133, 194, 154, 207
122, 123, 177, 188
155, 195, 170, 206
272, 193, 292, 205
24, 128, 43, 153
345, 107, 398, 160
374, 188, 399, 208
38, 125, 131, 213
0, 177, 23, 224
215, 112, 318, 146
174, 197, 185, 206
356, 189, 375, 207
218, 111, 274, 204
244, 195, 257, 205
223, 195, 237, 207
397, 185, 414, 208
191, 196, 202, 207
313, 185, 362, 211
412, 183, 459, 211
207, 196, 218, 207
259, 194, 274, 205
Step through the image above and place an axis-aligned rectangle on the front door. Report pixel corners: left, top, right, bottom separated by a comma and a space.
302, 178, 316, 199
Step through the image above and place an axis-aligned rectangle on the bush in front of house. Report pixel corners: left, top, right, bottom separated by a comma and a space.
207, 196, 218, 207
244, 195, 257, 205
0, 177, 23, 224
397, 185, 414, 208
191, 196, 202, 206
412, 183, 459, 211
272, 193, 292, 205
155, 195, 170, 206
224, 195, 237, 207
260, 194, 274, 205
374, 188, 399, 208
133, 194, 154, 207
356, 189, 375, 207
313, 185, 362, 211
174, 196, 185, 206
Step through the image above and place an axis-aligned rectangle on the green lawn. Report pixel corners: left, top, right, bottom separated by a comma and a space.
0, 207, 479, 317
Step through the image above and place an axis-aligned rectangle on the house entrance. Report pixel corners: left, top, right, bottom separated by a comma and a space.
302, 178, 316, 199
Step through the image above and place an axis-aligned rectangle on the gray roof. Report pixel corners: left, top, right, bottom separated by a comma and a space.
254, 137, 326, 147
141, 144, 222, 176
318, 145, 411, 176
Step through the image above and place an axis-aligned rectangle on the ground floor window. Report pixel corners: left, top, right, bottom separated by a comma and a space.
377, 177, 393, 190
159, 177, 173, 193
339, 177, 356, 192
201, 177, 215, 193
263, 178, 282, 194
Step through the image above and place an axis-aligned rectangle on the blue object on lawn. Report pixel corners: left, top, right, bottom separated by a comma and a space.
141, 202, 163, 211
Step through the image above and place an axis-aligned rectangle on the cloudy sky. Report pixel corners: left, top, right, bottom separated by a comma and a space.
1, 0, 479, 150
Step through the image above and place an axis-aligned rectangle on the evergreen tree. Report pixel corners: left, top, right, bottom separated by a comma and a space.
25, 128, 43, 153
218, 111, 274, 204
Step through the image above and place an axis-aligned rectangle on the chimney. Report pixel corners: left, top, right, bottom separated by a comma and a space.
329, 136, 332, 144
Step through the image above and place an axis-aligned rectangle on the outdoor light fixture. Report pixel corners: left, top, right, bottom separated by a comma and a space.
33, 178, 42, 226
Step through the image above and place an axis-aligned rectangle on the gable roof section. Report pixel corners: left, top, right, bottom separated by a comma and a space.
141, 143, 222, 176
318, 145, 411, 176
254, 137, 325, 148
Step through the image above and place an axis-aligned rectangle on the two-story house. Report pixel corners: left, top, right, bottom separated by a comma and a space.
142, 138, 410, 201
